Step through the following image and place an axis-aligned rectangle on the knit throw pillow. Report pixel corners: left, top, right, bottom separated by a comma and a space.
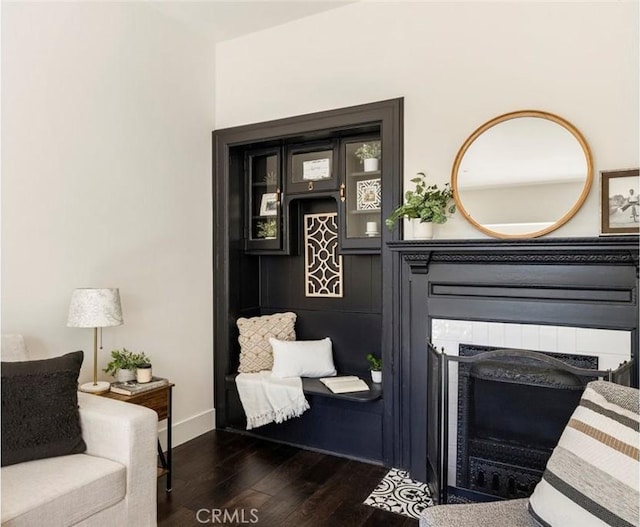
237, 312, 296, 373
528, 380, 639, 527
1, 351, 86, 467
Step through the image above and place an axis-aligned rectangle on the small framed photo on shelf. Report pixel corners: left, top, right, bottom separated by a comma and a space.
601, 168, 640, 235
259, 193, 278, 216
356, 178, 382, 210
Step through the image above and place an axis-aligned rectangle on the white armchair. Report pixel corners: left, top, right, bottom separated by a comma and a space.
1, 335, 158, 526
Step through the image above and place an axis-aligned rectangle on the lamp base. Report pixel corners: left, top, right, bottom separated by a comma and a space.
80, 381, 111, 394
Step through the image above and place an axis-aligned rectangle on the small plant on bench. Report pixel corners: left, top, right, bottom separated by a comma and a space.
366, 353, 382, 384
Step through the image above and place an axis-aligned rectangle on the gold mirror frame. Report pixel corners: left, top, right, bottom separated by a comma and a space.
451, 110, 593, 239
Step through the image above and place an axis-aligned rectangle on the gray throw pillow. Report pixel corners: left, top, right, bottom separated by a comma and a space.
1, 350, 86, 467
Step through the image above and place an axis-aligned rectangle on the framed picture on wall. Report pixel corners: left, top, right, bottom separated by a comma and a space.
601, 168, 640, 235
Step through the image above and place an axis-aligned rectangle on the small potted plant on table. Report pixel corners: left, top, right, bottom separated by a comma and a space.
385, 172, 456, 239
104, 348, 150, 383
366, 353, 383, 384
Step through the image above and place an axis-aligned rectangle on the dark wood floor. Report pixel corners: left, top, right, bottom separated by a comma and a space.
157, 430, 419, 527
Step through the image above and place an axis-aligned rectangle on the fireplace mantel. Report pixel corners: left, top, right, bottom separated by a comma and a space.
389, 236, 639, 272
386, 236, 639, 485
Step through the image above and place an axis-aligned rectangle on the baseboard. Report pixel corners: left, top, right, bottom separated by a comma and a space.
159, 408, 215, 448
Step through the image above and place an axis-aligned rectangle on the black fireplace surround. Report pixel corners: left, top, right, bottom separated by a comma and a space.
387, 236, 639, 503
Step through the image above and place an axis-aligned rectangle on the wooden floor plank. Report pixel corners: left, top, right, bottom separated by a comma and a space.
363, 507, 418, 527
287, 459, 371, 527
321, 500, 375, 526
255, 479, 323, 526
251, 448, 325, 496
157, 430, 422, 527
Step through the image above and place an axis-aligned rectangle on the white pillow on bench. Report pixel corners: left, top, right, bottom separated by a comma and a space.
270, 337, 336, 379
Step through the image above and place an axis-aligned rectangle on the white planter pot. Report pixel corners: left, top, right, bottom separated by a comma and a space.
136, 365, 153, 383
363, 158, 379, 172
412, 219, 434, 240
115, 368, 136, 383
371, 370, 382, 384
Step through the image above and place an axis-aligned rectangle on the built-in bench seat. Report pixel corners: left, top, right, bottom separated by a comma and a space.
223, 371, 385, 463
218, 307, 386, 462
224, 373, 382, 403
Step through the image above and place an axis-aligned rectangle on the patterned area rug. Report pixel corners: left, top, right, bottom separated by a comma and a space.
364, 468, 434, 519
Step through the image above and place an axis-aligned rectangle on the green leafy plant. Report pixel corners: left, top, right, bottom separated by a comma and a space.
366, 353, 382, 371
385, 172, 456, 229
103, 348, 150, 375
354, 142, 381, 162
263, 171, 278, 185
257, 218, 278, 239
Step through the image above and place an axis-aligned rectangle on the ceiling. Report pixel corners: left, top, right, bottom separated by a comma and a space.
147, 1, 355, 43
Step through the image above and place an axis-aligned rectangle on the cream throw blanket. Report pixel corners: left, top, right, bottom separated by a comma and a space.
236, 371, 310, 430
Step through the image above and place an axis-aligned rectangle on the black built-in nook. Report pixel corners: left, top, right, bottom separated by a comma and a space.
213, 99, 403, 464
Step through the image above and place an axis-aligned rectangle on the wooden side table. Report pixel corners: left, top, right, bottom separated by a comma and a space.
100, 383, 174, 492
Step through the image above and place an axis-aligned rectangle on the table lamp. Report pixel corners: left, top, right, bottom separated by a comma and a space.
67, 288, 123, 393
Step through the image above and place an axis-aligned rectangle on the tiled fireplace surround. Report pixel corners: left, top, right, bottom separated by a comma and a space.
388, 237, 639, 496
431, 318, 632, 485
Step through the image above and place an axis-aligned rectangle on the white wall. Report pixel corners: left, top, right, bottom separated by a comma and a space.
2, 2, 216, 445
215, 1, 639, 238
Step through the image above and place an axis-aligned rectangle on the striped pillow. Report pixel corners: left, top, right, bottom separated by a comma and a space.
528, 380, 639, 527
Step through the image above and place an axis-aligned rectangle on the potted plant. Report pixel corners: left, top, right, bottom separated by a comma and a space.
355, 142, 382, 172
366, 353, 383, 383
385, 172, 456, 239
136, 362, 153, 383
257, 218, 278, 239
104, 348, 150, 383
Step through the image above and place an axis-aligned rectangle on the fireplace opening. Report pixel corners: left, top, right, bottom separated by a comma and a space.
455, 346, 598, 499
469, 361, 584, 454
471, 367, 584, 449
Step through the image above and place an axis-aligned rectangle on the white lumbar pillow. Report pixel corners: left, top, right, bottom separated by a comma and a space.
269, 337, 337, 378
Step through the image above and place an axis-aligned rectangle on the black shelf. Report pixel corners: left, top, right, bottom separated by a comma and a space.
348, 170, 381, 178
349, 209, 380, 214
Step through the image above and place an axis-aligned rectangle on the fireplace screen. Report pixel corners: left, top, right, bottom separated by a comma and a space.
456, 345, 598, 499
427, 344, 622, 504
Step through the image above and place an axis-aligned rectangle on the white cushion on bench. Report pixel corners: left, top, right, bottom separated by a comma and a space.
1, 453, 125, 526
270, 337, 336, 378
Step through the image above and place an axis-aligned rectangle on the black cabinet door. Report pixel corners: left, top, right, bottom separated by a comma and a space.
339, 135, 382, 253
244, 147, 286, 254
286, 140, 339, 194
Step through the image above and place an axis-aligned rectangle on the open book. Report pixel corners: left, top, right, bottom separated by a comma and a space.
320, 375, 370, 394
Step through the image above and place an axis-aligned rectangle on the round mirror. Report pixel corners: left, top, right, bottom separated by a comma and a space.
452, 110, 593, 238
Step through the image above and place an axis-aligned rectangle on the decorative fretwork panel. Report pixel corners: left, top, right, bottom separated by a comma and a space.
304, 212, 343, 298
